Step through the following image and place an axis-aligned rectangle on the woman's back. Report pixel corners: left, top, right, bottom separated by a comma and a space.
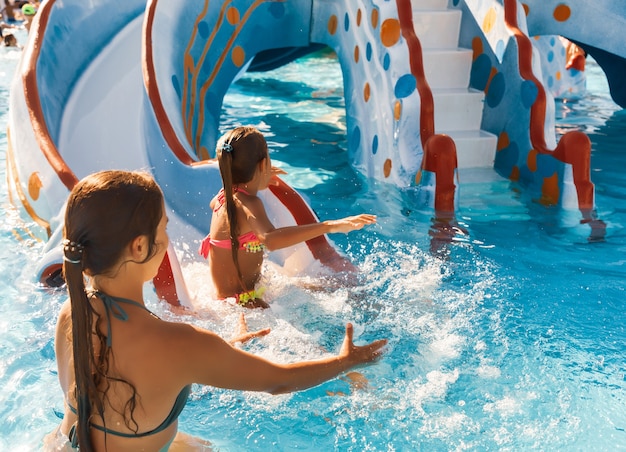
56, 295, 191, 451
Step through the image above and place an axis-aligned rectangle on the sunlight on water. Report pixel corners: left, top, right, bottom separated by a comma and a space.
155, 240, 544, 450
1, 27, 626, 451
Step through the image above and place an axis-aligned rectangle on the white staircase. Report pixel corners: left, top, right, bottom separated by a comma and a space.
412, 0, 497, 168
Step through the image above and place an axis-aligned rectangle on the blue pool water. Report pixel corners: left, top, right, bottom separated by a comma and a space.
1, 38, 626, 450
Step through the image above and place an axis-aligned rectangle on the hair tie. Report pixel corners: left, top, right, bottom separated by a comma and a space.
221, 142, 233, 153
63, 239, 84, 264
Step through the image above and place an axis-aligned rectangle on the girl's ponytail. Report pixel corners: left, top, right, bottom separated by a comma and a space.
217, 139, 246, 288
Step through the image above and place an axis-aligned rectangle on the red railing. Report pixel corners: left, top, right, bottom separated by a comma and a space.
503, 0, 604, 239
396, 0, 458, 216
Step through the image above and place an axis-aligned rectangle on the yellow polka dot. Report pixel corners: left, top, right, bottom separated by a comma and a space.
553, 4, 571, 22
483, 7, 497, 34
356, 9, 362, 26
226, 7, 240, 25
472, 37, 483, 60
394, 100, 402, 121
384, 159, 392, 178
328, 15, 338, 35
522, 3, 530, 16
28, 172, 42, 201
540, 173, 560, 206
381, 19, 400, 47
231, 46, 245, 67
497, 131, 509, 151
354, 45, 360, 63
415, 169, 422, 185
371, 9, 379, 29
556, 71, 561, 81
364, 82, 370, 102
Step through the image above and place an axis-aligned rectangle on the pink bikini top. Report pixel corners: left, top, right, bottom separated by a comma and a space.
198, 188, 266, 258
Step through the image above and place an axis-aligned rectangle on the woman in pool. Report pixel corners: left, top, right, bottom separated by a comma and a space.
200, 126, 377, 308
50, 170, 386, 451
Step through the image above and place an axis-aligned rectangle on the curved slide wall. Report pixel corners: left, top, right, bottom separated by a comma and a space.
7, 0, 353, 306
6, 0, 612, 298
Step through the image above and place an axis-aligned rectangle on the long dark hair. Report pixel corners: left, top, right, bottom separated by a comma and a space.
62, 170, 163, 450
216, 126, 268, 287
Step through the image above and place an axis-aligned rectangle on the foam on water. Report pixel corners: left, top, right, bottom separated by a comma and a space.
2, 35, 626, 449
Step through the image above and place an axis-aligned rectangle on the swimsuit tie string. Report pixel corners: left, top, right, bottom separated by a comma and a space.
88, 291, 131, 347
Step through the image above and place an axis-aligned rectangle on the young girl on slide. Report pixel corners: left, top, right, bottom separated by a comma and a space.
48, 170, 386, 451
199, 126, 377, 309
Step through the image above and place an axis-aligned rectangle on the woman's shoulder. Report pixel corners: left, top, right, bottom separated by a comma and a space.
142, 319, 231, 382
56, 299, 72, 325
148, 317, 223, 349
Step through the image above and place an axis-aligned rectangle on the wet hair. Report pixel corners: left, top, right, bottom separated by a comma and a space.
3, 34, 17, 47
216, 126, 268, 287
62, 170, 163, 451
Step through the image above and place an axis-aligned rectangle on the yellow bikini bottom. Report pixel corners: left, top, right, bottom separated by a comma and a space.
235, 287, 266, 306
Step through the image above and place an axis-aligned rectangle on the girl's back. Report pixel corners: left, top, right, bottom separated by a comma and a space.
209, 190, 265, 299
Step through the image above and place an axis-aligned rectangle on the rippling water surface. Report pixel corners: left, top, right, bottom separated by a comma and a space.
1, 37, 625, 450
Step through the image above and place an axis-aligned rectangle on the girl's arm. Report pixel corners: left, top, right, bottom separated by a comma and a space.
171, 322, 386, 394
241, 196, 376, 251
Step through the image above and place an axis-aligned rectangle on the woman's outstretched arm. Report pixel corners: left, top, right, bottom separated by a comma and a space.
169, 321, 387, 394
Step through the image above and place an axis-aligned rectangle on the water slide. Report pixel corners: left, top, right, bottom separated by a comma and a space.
6, 0, 610, 304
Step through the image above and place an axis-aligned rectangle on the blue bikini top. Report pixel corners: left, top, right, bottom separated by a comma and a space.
68, 291, 191, 443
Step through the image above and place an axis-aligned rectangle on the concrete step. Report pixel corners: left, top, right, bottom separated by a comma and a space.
409, 2, 497, 171
411, 0, 449, 10
412, 9, 461, 50
440, 130, 498, 169
423, 48, 473, 89
433, 88, 485, 131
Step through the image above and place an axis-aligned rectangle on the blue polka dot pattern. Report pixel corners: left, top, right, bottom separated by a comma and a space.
470, 54, 492, 91
171, 75, 181, 98
350, 126, 361, 153
394, 74, 416, 98
486, 72, 505, 108
494, 140, 519, 173
520, 80, 538, 108
495, 39, 505, 60
268, 2, 284, 18
198, 21, 209, 38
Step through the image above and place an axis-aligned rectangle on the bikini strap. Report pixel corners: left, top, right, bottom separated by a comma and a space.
68, 423, 77, 447
215, 187, 251, 211
88, 290, 157, 347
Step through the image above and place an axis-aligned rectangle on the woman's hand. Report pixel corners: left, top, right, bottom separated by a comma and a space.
229, 313, 271, 346
339, 323, 387, 365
